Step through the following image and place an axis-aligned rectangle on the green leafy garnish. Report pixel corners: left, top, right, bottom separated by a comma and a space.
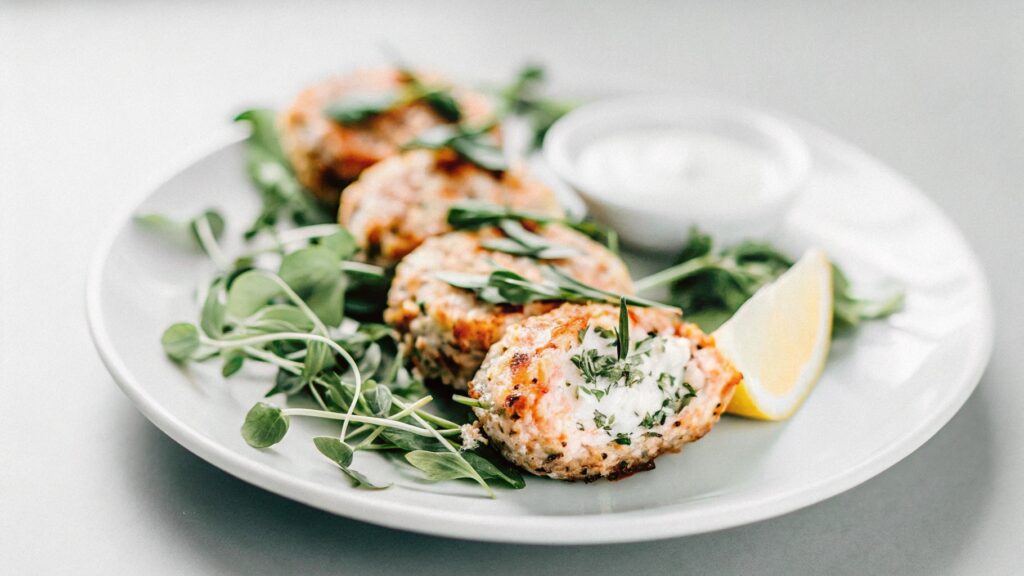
496, 64, 578, 149
241, 402, 290, 448
324, 92, 403, 124
313, 436, 391, 489
633, 229, 904, 333
447, 201, 618, 254
479, 220, 579, 260
234, 109, 332, 238
323, 70, 463, 126
436, 266, 676, 310
144, 203, 512, 496
161, 323, 200, 362
616, 297, 629, 361
406, 124, 506, 171
404, 450, 487, 488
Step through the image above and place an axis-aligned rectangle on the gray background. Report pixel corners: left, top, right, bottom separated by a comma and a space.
2, 1, 1021, 573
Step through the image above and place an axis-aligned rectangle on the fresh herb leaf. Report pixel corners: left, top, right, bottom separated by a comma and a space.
226, 270, 284, 318
463, 451, 526, 489
437, 266, 677, 310
221, 349, 245, 377
496, 64, 578, 149
324, 91, 402, 124
367, 385, 393, 417
278, 246, 347, 327
404, 450, 480, 483
635, 229, 903, 333
234, 109, 331, 238
313, 435, 354, 466
617, 297, 630, 361
161, 323, 200, 362
135, 209, 226, 258
313, 436, 391, 489
319, 228, 360, 261
832, 265, 906, 332
381, 429, 444, 452
200, 276, 228, 338
406, 125, 507, 171
447, 201, 617, 253
478, 220, 579, 260
420, 89, 462, 122
265, 368, 306, 397
241, 402, 289, 448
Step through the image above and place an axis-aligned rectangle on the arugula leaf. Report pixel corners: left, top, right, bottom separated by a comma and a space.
241, 403, 289, 448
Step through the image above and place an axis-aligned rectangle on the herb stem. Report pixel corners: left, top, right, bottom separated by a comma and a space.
632, 256, 714, 293
201, 330, 363, 437
194, 214, 231, 270
339, 261, 386, 277
242, 345, 329, 412
392, 396, 494, 497
355, 396, 434, 449
280, 408, 458, 437
452, 394, 492, 409
244, 271, 365, 441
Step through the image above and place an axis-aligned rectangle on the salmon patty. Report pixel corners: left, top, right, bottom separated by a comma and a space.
385, 228, 632, 390
468, 303, 741, 481
340, 149, 563, 266
279, 68, 494, 207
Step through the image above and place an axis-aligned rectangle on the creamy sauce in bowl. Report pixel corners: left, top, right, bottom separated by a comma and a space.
577, 129, 783, 208
542, 96, 812, 251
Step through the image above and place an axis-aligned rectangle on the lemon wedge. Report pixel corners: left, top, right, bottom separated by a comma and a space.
713, 248, 833, 420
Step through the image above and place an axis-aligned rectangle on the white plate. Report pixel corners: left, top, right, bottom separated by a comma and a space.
87, 121, 993, 545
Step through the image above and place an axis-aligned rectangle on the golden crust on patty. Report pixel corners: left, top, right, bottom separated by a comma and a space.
278, 68, 494, 207
385, 228, 633, 390
339, 149, 563, 266
468, 303, 742, 481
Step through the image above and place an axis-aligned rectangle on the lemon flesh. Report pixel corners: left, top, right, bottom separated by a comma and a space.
713, 248, 834, 420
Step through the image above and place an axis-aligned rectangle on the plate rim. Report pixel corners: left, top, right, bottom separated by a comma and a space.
86, 124, 995, 545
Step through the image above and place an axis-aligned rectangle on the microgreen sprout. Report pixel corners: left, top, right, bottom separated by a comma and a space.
145, 209, 523, 495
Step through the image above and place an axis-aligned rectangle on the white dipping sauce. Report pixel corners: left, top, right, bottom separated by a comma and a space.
576, 129, 780, 207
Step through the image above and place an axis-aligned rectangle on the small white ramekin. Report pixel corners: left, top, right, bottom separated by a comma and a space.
542, 96, 812, 252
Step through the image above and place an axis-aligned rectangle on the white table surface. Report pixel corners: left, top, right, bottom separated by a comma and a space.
2, 1, 1022, 573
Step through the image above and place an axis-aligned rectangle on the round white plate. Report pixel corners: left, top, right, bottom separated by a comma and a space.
87, 121, 993, 545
